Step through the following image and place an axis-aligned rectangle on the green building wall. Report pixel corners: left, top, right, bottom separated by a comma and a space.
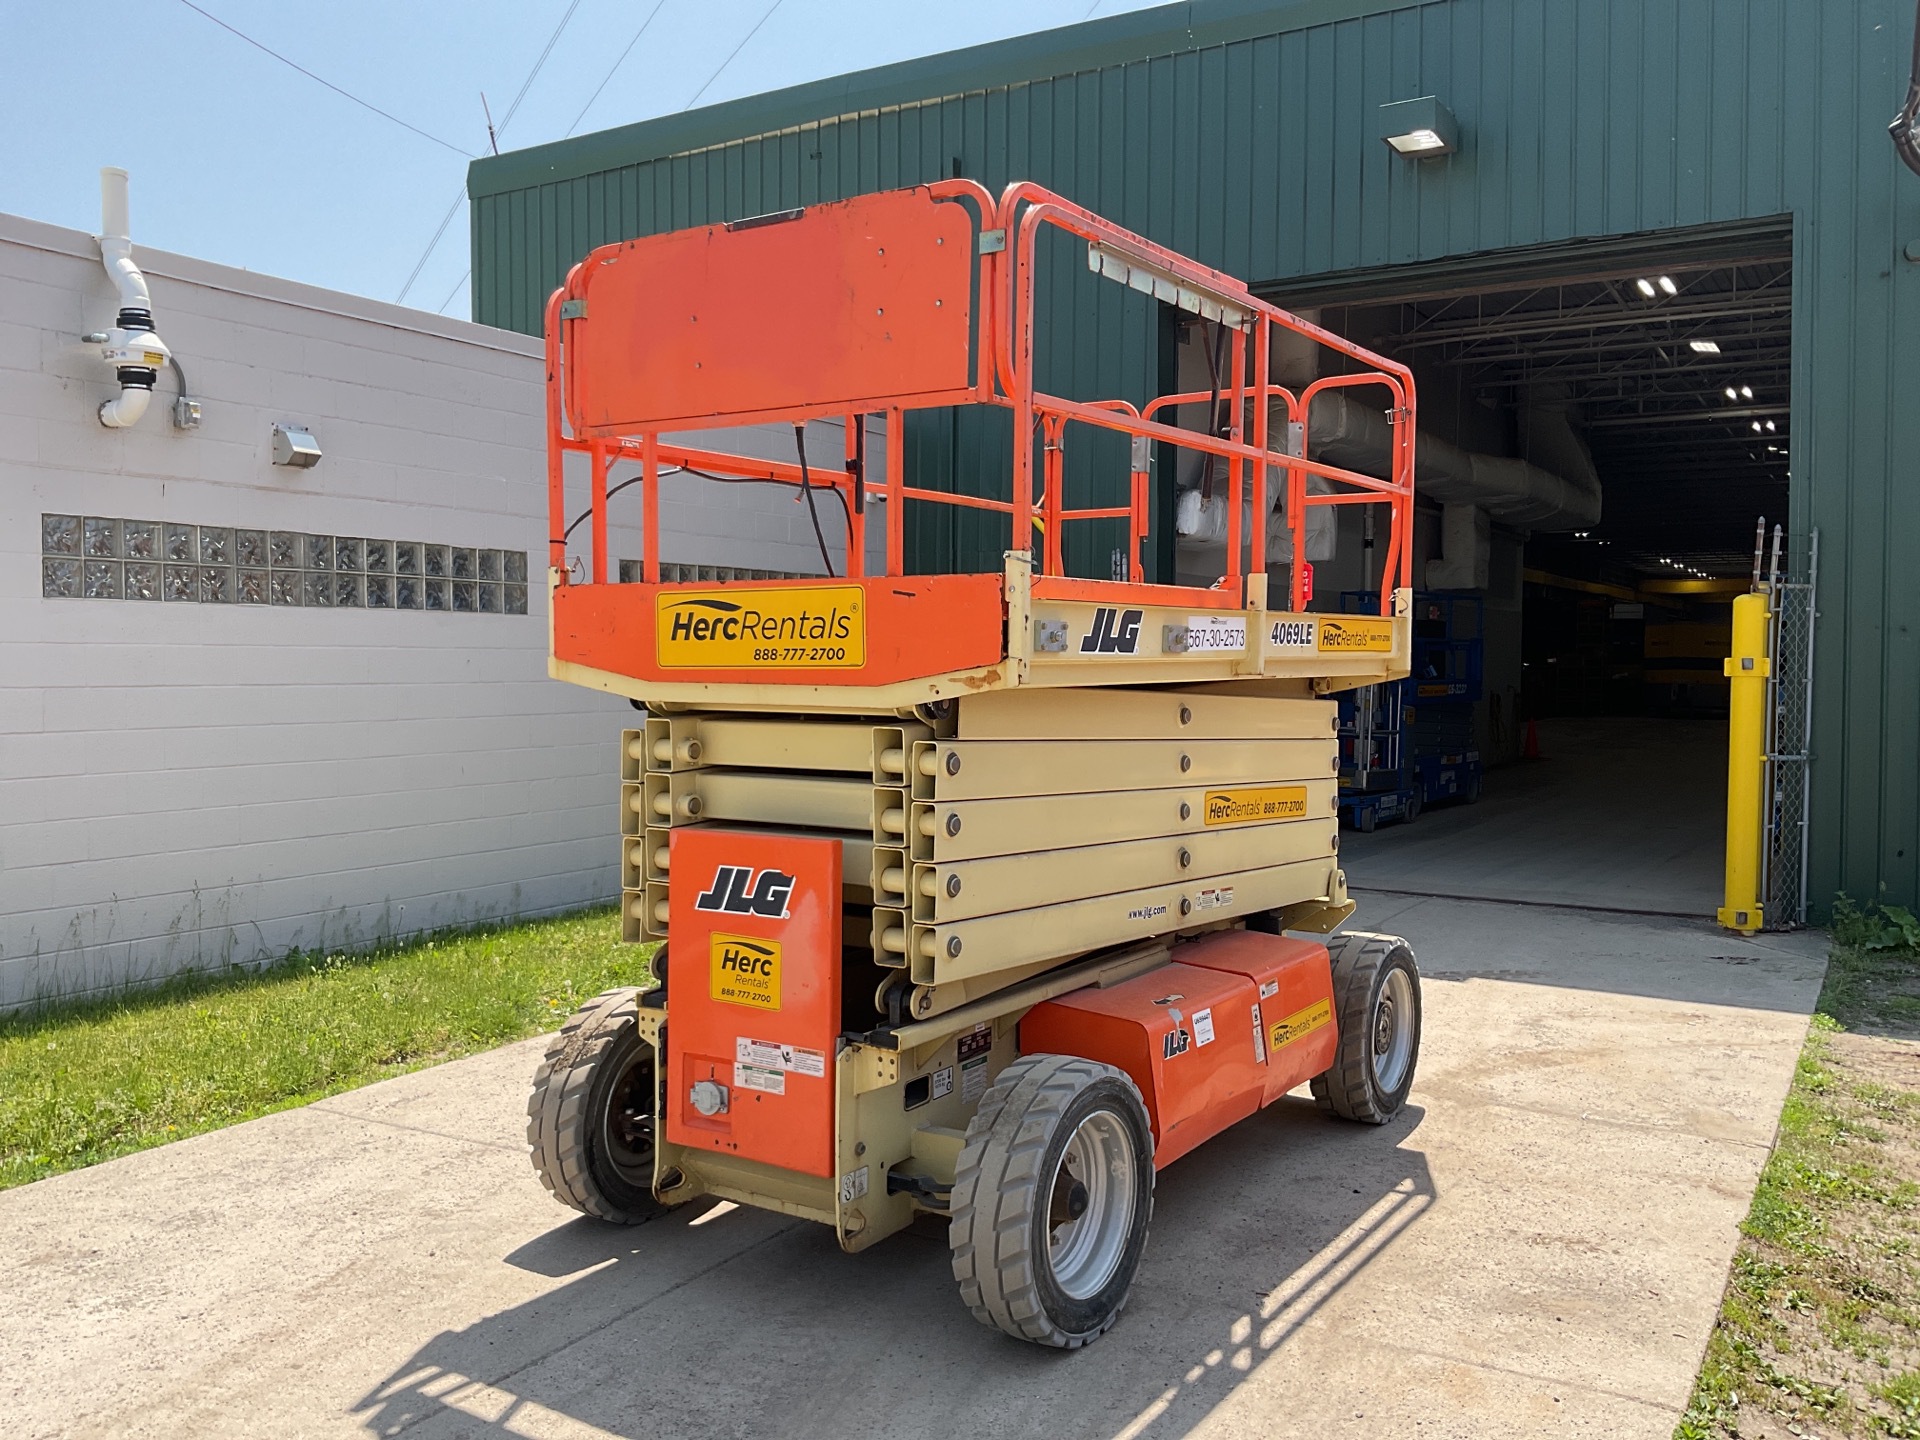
469, 0, 1920, 917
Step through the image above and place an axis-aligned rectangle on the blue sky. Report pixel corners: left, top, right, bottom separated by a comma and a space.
3, 0, 1164, 319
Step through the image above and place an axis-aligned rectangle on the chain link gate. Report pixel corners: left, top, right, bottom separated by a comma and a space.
1762, 528, 1819, 930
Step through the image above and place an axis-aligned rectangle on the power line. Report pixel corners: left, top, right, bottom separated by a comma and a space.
564, 0, 670, 137
416, 0, 788, 316
396, 0, 588, 305
682, 0, 785, 111
436, 271, 469, 316
172, 0, 472, 158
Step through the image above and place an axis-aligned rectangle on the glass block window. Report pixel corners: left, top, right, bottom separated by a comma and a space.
42, 514, 529, 615
619, 560, 803, 584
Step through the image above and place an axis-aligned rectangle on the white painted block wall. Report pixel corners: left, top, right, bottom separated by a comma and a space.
0, 212, 858, 1007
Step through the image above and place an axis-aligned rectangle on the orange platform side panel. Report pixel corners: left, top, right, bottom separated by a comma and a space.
551, 573, 1007, 689
665, 828, 841, 1178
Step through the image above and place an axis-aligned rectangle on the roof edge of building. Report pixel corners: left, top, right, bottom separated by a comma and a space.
0, 210, 540, 356
468, 0, 1419, 200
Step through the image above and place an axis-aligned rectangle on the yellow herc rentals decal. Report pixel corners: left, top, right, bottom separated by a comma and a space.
1202, 785, 1309, 826
1269, 997, 1333, 1050
1316, 616, 1395, 653
710, 933, 782, 1010
656, 586, 867, 668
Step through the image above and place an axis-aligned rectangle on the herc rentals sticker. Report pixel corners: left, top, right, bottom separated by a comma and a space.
1269, 997, 1333, 1051
656, 586, 865, 668
1185, 615, 1247, 653
1315, 616, 1394, 653
710, 933, 782, 1011
1203, 785, 1309, 826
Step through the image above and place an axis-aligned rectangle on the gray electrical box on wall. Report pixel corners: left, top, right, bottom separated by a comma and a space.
272, 423, 321, 468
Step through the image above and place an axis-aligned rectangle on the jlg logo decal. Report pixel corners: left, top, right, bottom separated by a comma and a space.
694, 865, 796, 918
710, 934, 782, 1011
1080, 607, 1143, 654
1161, 1026, 1192, 1060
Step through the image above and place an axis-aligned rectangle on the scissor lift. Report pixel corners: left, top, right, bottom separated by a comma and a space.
525, 181, 1424, 1347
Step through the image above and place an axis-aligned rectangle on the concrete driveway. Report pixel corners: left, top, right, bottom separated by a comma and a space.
1, 896, 1824, 1440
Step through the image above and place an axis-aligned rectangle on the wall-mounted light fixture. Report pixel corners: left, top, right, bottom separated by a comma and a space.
272, 422, 322, 468
1379, 96, 1460, 157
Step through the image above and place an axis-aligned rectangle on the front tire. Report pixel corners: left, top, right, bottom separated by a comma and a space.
527, 987, 674, 1224
1311, 932, 1422, 1124
949, 1055, 1154, 1348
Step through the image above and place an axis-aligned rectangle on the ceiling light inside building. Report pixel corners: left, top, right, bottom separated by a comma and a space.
1378, 96, 1461, 156
1725, 386, 1739, 400
1752, 421, 1764, 432
1766, 420, 1777, 431
1635, 278, 1658, 298
1658, 276, 1678, 295
1691, 340, 1722, 354
1741, 385, 1754, 399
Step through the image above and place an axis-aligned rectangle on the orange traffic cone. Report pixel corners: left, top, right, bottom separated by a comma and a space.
1523, 718, 1543, 760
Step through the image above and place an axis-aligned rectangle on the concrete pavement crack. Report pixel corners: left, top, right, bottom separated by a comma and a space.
304, 1101, 525, 1154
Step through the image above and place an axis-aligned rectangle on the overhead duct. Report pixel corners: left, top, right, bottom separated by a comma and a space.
1305, 389, 1601, 532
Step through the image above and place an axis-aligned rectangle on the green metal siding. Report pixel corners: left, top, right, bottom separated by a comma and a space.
471, 0, 1920, 918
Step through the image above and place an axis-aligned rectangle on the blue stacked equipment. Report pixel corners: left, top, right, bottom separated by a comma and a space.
1336, 593, 1484, 830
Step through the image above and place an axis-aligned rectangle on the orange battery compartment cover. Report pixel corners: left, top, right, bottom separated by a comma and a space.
1021, 961, 1267, 1168
1173, 930, 1338, 1103
665, 828, 842, 1177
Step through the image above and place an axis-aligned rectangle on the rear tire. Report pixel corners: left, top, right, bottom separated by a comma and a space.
1404, 790, 1423, 824
1355, 806, 1378, 833
1311, 932, 1421, 1124
949, 1055, 1154, 1348
527, 987, 674, 1224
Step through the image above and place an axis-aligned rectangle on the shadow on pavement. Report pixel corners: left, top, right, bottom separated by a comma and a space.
353, 1099, 1434, 1440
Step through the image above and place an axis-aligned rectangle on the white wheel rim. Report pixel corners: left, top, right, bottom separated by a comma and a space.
1371, 966, 1416, 1095
1046, 1108, 1136, 1300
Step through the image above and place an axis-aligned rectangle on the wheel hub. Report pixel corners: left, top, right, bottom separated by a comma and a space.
1045, 1110, 1137, 1301
1374, 997, 1395, 1055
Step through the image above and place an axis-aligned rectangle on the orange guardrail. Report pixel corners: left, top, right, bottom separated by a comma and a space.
544, 180, 1414, 616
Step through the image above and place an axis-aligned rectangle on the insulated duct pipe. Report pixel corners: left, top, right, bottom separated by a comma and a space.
1305, 389, 1601, 531
92, 167, 168, 429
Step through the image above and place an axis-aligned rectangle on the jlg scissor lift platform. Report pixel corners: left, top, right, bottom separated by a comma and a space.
525, 180, 1424, 1347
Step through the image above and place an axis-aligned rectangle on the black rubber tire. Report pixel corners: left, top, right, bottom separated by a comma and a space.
1464, 772, 1483, 804
1355, 806, 1378, 834
527, 987, 675, 1224
1310, 931, 1422, 1125
1404, 790, 1423, 824
949, 1054, 1155, 1348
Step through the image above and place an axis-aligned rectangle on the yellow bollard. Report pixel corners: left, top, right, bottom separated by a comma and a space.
1717, 591, 1771, 934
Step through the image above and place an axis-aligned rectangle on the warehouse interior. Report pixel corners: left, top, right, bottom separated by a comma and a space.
1235, 226, 1794, 915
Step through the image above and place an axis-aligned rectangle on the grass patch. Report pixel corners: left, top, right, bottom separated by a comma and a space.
0, 909, 648, 1191
1677, 937, 1920, 1439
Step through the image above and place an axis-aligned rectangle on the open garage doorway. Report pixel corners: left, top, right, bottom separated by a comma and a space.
1254, 222, 1793, 917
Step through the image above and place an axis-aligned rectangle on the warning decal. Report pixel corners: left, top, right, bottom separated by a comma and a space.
734, 1061, 785, 1095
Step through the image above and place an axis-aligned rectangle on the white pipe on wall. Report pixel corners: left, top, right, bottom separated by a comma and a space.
93, 166, 168, 429
99, 168, 150, 312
